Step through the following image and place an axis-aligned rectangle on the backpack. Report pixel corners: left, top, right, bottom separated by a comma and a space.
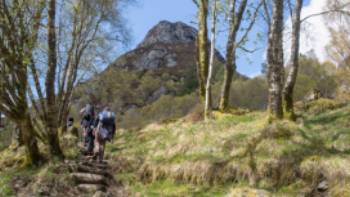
99, 111, 116, 141
83, 104, 95, 121
99, 111, 115, 127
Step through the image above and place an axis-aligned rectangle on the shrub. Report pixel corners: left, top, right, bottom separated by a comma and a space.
305, 98, 344, 114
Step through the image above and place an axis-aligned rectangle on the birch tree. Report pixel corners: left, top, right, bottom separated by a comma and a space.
219, 0, 263, 111
283, 0, 303, 120
205, 0, 218, 119
27, 0, 131, 157
266, 0, 284, 120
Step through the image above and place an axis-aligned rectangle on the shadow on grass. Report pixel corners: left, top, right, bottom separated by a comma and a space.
305, 110, 350, 126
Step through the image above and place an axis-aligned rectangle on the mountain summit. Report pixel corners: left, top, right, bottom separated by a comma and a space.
138, 20, 197, 47
109, 20, 223, 71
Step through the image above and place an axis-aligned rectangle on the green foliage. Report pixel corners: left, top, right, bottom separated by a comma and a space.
229, 77, 268, 110
120, 94, 198, 129
295, 55, 338, 99
304, 98, 344, 115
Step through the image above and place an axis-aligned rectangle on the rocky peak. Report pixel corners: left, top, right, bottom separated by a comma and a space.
138, 20, 197, 47
109, 20, 224, 71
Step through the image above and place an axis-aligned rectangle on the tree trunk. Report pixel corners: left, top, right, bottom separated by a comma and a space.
283, 0, 303, 120
11, 125, 24, 147
267, 0, 284, 120
196, 0, 209, 101
46, 0, 64, 158
219, 0, 248, 111
205, 0, 218, 119
19, 115, 43, 166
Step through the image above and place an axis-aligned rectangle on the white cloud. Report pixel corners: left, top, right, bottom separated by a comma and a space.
285, 0, 330, 62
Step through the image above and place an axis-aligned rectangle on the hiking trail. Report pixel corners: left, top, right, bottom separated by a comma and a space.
68, 156, 128, 197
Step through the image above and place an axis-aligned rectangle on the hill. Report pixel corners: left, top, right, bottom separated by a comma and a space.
0, 99, 349, 196
72, 21, 228, 129
102, 99, 350, 196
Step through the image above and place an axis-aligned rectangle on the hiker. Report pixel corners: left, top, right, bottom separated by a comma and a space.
80, 104, 96, 155
93, 106, 116, 162
67, 117, 79, 138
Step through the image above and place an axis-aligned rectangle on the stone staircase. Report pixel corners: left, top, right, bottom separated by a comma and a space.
68, 157, 126, 197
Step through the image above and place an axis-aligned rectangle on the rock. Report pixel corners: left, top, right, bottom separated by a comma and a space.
138, 20, 197, 47
305, 89, 322, 102
80, 161, 109, 169
147, 86, 168, 103
78, 184, 106, 193
71, 173, 107, 185
93, 191, 110, 197
317, 180, 329, 192
109, 21, 224, 72
76, 165, 112, 178
226, 187, 272, 197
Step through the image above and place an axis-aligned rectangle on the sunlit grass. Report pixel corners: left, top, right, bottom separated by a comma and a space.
108, 102, 350, 196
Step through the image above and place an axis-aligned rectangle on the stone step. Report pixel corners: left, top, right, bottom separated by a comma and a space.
71, 173, 108, 185
93, 191, 109, 197
76, 165, 113, 179
77, 184, 106, 193
79, 161, 109, 170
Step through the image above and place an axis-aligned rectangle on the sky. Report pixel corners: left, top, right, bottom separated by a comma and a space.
123, 0, 330, 77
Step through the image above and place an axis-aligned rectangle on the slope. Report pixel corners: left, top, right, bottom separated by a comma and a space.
104, 99, 350, 196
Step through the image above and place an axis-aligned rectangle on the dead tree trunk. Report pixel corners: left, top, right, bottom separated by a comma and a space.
283, 0, 303, 120
267, 0, 284, 120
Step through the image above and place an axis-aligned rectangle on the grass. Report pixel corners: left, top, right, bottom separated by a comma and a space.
0, 132, 80, 196
106, 101, 350, 196
0, 99, 349, 196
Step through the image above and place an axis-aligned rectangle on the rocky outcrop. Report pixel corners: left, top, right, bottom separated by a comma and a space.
108, 20, 224, 71
138, 20, 197, 47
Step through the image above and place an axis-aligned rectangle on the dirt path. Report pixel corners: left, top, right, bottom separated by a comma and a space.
68, 156, 129, 197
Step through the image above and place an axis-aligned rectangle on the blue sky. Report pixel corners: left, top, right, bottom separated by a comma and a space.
123, 0, 315, 77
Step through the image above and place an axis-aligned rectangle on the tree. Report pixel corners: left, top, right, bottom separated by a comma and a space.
324, 0, 350, 100
283, 0, 303, 120
205, 0, 218, 119
266, 0, 284, 120
55, 0, 130, 133
0, 0, 131, 161
0, 0, 45, 165
218, 0, 262, 111
27, 0, 131, 158
196, 0, 210, 102
43, 0, 64, 158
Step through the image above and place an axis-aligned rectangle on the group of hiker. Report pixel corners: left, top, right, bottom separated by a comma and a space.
75, 104, 116, 162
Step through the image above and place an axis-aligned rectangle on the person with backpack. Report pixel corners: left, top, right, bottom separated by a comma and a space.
79, 104, 95, 155
93, 106, 116, 162
67, 117, 79, 138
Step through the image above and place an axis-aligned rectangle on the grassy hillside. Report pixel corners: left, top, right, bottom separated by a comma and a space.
103, 99, 350, 196
0, 99, 349, 196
